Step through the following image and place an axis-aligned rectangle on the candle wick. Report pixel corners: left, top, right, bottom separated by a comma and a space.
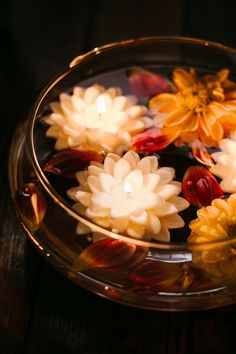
124, 181, 132, 196
97, 95, 106, 121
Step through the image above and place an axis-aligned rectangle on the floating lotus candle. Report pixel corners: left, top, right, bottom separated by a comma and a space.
45, 84, 152, 154
210, 131, 236, 193
67, 151, 189, 241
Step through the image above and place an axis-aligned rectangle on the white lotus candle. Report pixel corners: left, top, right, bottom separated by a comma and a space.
211, 131, 236, 192
67, 151, 190, 241
45, 85, 152, 154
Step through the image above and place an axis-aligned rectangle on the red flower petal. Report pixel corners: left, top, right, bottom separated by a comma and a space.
191, 140, 214, 167
15, 183, 47, 230
73, 238, 148, 272
132, 128, 173, 153
44, 149, 104, 178
127, 67, 170, 97
125, 260, 182, 297
183, 166, 224, 208
125, 260, 214, 298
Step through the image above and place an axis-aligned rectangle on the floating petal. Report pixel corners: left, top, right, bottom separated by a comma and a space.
191, 139, 214, 167
125, 260, 212, 298
127, 67, 170, 97
44, 149, 104, 178
73, 238, 148, 271
125, 260, 182, 297
132, 128, 173, 153
15, 183, 47, 231
182, 166, 224, 208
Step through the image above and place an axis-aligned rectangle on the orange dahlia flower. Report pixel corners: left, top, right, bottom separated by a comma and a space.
149, 68, 236, 147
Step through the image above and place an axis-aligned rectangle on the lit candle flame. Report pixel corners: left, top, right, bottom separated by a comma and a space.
124, 181, 132, 195
97, 95, 107, 115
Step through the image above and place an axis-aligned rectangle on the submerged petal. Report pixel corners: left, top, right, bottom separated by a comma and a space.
127, 67, 170, 97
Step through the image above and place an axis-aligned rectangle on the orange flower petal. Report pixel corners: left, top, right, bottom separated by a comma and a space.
217, 69, 229, 83
191, 139, 214, 167
164, 108, 189, 127
198, 125, 216, 147
210, 121, 224, 142
149, 93, 177, 113
178, 131, 199, 145
220, 113, 236, 130
173, 68, 197, 90
178, 112, 198, 132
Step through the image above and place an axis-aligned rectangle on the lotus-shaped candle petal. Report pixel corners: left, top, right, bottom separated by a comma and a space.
45, 85, 153, 154
211, 132, 236, 193
67, 151, 189, 241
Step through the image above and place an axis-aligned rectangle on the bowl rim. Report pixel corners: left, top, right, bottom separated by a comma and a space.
27, 35, 236, 250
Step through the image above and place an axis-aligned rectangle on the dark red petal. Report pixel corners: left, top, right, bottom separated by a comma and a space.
15, 183, 47, 230
191, 139, 214, 167
73, 238, 148, 272
125, 260, 182, 297
182, 166, 224, 208
182, 263, 215, 292
44, 149, 104, 178
127, 67, 170, 97
132, 128, 173, 153
125, 260, 214, 298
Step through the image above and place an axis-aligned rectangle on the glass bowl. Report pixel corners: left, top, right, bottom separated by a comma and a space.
9, 36, 236, 311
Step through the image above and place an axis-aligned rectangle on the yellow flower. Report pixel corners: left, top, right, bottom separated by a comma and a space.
188, 194, 236, 283
149, 68, 236, 147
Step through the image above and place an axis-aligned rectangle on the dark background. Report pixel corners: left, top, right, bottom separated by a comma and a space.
1, 1, 236, 353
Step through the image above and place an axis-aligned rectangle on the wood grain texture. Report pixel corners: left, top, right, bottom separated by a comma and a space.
2, 0, 236, 353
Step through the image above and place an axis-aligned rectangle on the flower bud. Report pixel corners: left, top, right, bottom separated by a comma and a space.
183, 166, 223, 208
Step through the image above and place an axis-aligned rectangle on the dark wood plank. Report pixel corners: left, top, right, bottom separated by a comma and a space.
0, 2, 44, 350
189, 307, 236, 354
0, 179, 42, 354
24, 265, 169, 354
0, 1, 93, 352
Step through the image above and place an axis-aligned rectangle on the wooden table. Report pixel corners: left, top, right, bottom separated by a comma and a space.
1, 1, 236, 353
